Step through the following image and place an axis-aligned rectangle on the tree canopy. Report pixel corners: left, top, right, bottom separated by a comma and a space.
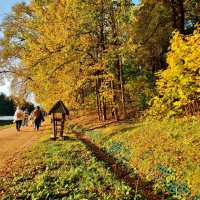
0, 0, 199, 119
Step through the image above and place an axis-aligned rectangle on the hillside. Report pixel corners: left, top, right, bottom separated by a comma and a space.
67, 113, 200, 199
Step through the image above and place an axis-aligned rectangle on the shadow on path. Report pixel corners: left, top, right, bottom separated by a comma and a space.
75, 132, 166, 200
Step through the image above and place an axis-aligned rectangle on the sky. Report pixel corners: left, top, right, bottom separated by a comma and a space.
0, 0, 29, 96
0, 0, 29, 22
0, 0, 140, 96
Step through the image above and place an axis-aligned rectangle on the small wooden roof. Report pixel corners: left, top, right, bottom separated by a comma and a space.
48, 100, 69, 115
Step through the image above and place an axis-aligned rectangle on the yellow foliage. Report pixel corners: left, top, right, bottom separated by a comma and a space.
147, 25, 200, 118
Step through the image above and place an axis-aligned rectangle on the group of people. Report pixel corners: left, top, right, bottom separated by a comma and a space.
13, 106, 45, 131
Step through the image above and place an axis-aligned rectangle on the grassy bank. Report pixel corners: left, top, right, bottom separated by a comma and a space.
1, 115, 199, 199
67, 116, 200, 199
0, 131, 142, 199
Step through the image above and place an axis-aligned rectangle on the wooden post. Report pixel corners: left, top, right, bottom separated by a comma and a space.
48, 100, 69, 140
60, 113, 65, 137
53, 113, 56, 139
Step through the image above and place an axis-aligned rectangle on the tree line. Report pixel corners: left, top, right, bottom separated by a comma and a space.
0, 0, 199, 120
0, 93, 15, 116
0, 93, 34, 116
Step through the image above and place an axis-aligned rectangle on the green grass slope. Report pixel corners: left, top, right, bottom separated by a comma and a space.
68, 116, 200, 199
1, 115, 199, 200
0, 133, 142, 199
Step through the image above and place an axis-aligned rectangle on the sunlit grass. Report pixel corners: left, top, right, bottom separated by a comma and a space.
1, 132, 141, 200
1, 114, 199, 199
80, 117, 200, 199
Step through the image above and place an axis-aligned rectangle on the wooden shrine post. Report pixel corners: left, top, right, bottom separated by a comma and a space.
48, 100, 69, 139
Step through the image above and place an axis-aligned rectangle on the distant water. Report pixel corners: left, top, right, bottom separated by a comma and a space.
0, 116, 13, 126
0, 116, 13, 120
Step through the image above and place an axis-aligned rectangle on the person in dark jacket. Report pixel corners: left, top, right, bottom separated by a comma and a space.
33, 106, 43, 131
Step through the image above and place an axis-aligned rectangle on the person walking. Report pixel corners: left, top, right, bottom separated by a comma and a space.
13, 106, 24, 131
33, 106, 43, 131
29, 110, 35, 127
23, 109, 29, 126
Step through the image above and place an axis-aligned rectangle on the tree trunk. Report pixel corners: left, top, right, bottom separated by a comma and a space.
111, 80, 119, 121
168, 0, 185, 34
101, 96, 107, 121
176, 0, 184, 34
120, 56, 127, 120
96, 79, 101, 121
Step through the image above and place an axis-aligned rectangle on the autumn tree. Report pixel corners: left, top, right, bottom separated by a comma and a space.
124, 0, 200, 111
0, 2, 35, 102
130, 0, 199, 74
147, 25, 200, 118
1, 0, 199, 120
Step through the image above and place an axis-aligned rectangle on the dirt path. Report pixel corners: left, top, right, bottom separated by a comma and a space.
0, 122, 48, 175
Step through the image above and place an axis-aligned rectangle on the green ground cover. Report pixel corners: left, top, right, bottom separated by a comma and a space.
0, 133, 141, 200
1, 117, 199, 200
69, 117, 200, 199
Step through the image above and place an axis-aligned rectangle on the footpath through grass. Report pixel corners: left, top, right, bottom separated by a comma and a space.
0, 132, 143, 200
